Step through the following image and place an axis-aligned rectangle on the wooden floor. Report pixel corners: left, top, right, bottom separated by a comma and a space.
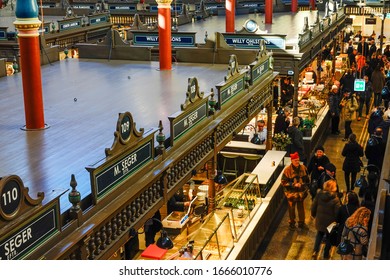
0, 58, 229, 211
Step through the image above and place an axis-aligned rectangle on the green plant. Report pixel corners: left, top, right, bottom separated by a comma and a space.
301, 117, 316, 130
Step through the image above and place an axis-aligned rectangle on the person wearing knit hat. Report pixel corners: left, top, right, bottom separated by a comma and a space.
331, 85, 338, 90
307, 146, 330, 199
280, 151, 310, 230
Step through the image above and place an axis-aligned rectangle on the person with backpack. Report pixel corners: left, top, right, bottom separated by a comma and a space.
342, 133, 364, 193
365, 127, 385, 172
340, 207, 371, 260
382, 80, 390, 110
311, 180, 341, 260
340, 89, 359, 141
307, 146, 330, 199
335, 192, 360, 248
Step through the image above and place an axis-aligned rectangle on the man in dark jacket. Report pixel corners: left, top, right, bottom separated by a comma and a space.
287, 117, 306, 165
311, 179, 341, 259
274, 106, 291, 135
357, 75, 373, 120
365, 127, 385, 172
329, 84, 341, 135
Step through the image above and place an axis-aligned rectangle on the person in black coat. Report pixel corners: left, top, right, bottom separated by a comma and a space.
328, 84, 342, 135
311, 180, 341, 260
144, 211, 162, 247
274, 106, 291, 135
335, 192, 360, 247
167, 188, 190, 214
365, 127, 386, 172
307, 146, 330, 198
342, 133, 364, 192
367, 107, 384, 135
280, 78, 294, 106
287, 117, 306, 165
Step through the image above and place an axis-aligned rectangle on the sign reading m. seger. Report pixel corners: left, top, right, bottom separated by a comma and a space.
172, 102, 208, 141
94, 141, 153, 199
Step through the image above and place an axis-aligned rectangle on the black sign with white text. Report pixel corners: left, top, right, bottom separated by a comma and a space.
0, 204, 59, 260
220, 77, 245, 105
172, 102, 208, 142
94, 141, 153, 199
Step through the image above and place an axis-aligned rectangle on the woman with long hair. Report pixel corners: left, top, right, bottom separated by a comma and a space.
340, 207, 371, 260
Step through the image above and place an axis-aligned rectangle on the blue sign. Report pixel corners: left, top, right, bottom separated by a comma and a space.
90, 15, 108, 25
133, 33, 195, 47
109, 5, 136, 11
59, 20, 81, 31
223, 35, 286, 50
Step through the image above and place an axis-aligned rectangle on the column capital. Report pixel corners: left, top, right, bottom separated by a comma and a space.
14, 18, 42, 37
155, 0, 172, 8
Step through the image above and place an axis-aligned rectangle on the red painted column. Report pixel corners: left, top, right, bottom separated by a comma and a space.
291, 0, 298, 13
226, 0, 235, 33
310, 0, 316, 10
156, 0, 172, 70
265, 0, 273, 24
14, 17, 45, 129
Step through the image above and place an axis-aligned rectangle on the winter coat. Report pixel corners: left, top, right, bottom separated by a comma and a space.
365, 135, 385, 170
328, 91, 341, 116
281, 164, 310, 202
307, 155, 330, 181
342, 141, 364, 173
340, 95, 358, 121
357, 81, 373, 101
370, 69, 386, 93
311, 190, 341, 232
287, 126, 306, 162
274, 114, 290, 135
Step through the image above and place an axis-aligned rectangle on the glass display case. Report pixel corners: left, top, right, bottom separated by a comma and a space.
216, 173, 262, 241
167, 211, 234, 260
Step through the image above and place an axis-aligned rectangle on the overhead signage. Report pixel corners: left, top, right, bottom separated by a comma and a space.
219, 77, 245, 105
223, 34, 286, 50
354, 79, 365, 92
72, 5, 92, 9
109, 5, 136, 11
39, 4, 55, 8
93, 140, 153, 199
0, 203, 59, 260
252, 59, 270, 84
365, 18, 377, 25
132, 32, 196, 47
59, 20, 81, 31
172, 102, 208, 142
90, 15, 108, 25
150, 6, 158, 12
